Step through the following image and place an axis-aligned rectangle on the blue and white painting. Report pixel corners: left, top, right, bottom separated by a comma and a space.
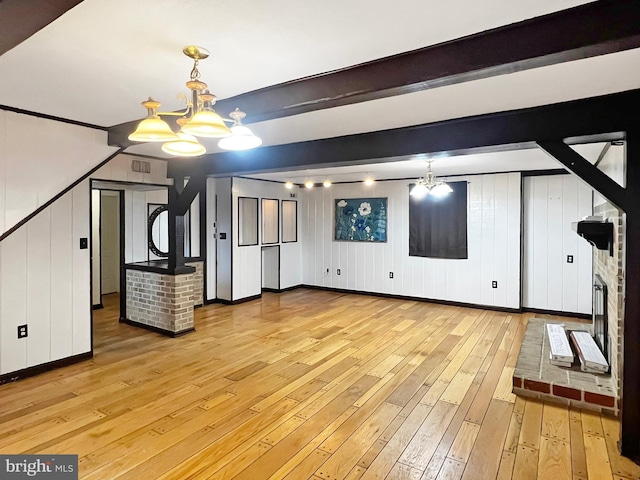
334, 198, 387, 242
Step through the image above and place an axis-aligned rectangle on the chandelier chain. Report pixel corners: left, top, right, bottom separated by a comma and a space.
190, 59, 201, 81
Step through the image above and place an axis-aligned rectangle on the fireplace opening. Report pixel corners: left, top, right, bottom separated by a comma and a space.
593, 274, 609, 365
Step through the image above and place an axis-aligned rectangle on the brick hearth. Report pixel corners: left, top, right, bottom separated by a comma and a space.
513, 318, 617, 415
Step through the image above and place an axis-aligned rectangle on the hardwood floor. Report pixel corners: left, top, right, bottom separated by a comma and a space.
1, 289, 639, 479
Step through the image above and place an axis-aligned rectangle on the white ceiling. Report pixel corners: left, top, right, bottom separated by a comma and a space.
0, 0, 635, 181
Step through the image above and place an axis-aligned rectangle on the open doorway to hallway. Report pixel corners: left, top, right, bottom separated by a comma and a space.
91, 188, 123, 311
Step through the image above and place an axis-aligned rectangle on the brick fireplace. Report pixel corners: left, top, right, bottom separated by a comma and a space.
594, 201, 625, 396
512, 204, 624, 414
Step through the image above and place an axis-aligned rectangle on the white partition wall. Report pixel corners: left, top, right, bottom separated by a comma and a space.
230, 178, 302, 302
523, 174, 593, 314
301, 173, 521, 309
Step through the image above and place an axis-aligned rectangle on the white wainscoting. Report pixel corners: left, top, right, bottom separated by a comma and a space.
523, 175, 593, 314
301, 173, 521, 309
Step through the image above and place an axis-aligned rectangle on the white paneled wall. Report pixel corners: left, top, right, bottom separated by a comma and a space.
0, 110, 116, 236
93, 154, 170, 186
301, 173, 521, 309
0, 181, 91, 374
228, 177, 302, 301
0, 143, 171, 375
523, 175, 593, 314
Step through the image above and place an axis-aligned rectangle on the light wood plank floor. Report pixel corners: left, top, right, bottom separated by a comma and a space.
1, 289, 639, 480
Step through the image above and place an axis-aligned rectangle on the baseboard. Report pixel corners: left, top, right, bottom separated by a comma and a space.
92, 303, 104, 310
120, 318, 195, 337
300, 284, 522, 314
522, 307, 591, 320
0, 352, 93, 386
213, 294, 263, 305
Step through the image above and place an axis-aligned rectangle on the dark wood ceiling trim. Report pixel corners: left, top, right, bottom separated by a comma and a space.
109, 0, 640, 148
168, 89, 640, 178
0, 104, 106, 131
0, 0, 84, 56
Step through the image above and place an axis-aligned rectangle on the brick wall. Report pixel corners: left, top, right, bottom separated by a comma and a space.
594, 202, 624, 394
186, 261, 204, 307
126, 269, 194, 334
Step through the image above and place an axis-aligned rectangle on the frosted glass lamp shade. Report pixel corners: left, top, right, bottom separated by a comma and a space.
218, 125, 262, 150
161, 132, 206, 157
128, 116, 179, 142
182, 110, 232, 138
430, 183, 453, 197
410, 183, 428, 198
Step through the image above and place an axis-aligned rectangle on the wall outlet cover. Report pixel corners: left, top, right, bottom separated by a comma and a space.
492, 281, 498, 288
17, 324, 28, 338
567, 255, 574, 263
79, 237, 88, 249
337, 269, 341, 275
389, 272, 394, 279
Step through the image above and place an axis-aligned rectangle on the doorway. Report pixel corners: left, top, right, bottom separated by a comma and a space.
101, 191, 121, 296
91, 188, 123, 311
261, 245, 280, 291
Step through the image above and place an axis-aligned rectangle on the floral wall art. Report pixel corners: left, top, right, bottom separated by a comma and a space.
334, 198, 387, 242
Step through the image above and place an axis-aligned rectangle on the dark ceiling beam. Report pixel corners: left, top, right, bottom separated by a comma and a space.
168, 89, 640, 178
110, 0, 640, 148
0, 0, 84, 56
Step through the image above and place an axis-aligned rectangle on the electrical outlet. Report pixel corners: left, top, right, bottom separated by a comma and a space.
326, 268, 329, 273
492, 281, 498, 289
79, 237, 88, 249
17, 324, 28, 339
567, 255, 574, 263
389, 272, 394, 279
337, 268, 341, 275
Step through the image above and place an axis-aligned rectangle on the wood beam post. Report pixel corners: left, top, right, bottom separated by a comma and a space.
537, 141, 628, 211
167, 177, 185, 273
620, 130, 640, 462
166, 175, 205, 273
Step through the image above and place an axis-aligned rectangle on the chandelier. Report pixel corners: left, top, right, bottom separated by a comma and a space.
410, 159, 453, 198
128, 46, 262, 156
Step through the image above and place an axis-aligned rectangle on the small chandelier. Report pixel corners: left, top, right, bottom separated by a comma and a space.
410, 160, 453, 198
128, 46, 262, 156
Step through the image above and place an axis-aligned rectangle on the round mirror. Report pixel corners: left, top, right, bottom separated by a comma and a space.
148, 205, 169, 258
